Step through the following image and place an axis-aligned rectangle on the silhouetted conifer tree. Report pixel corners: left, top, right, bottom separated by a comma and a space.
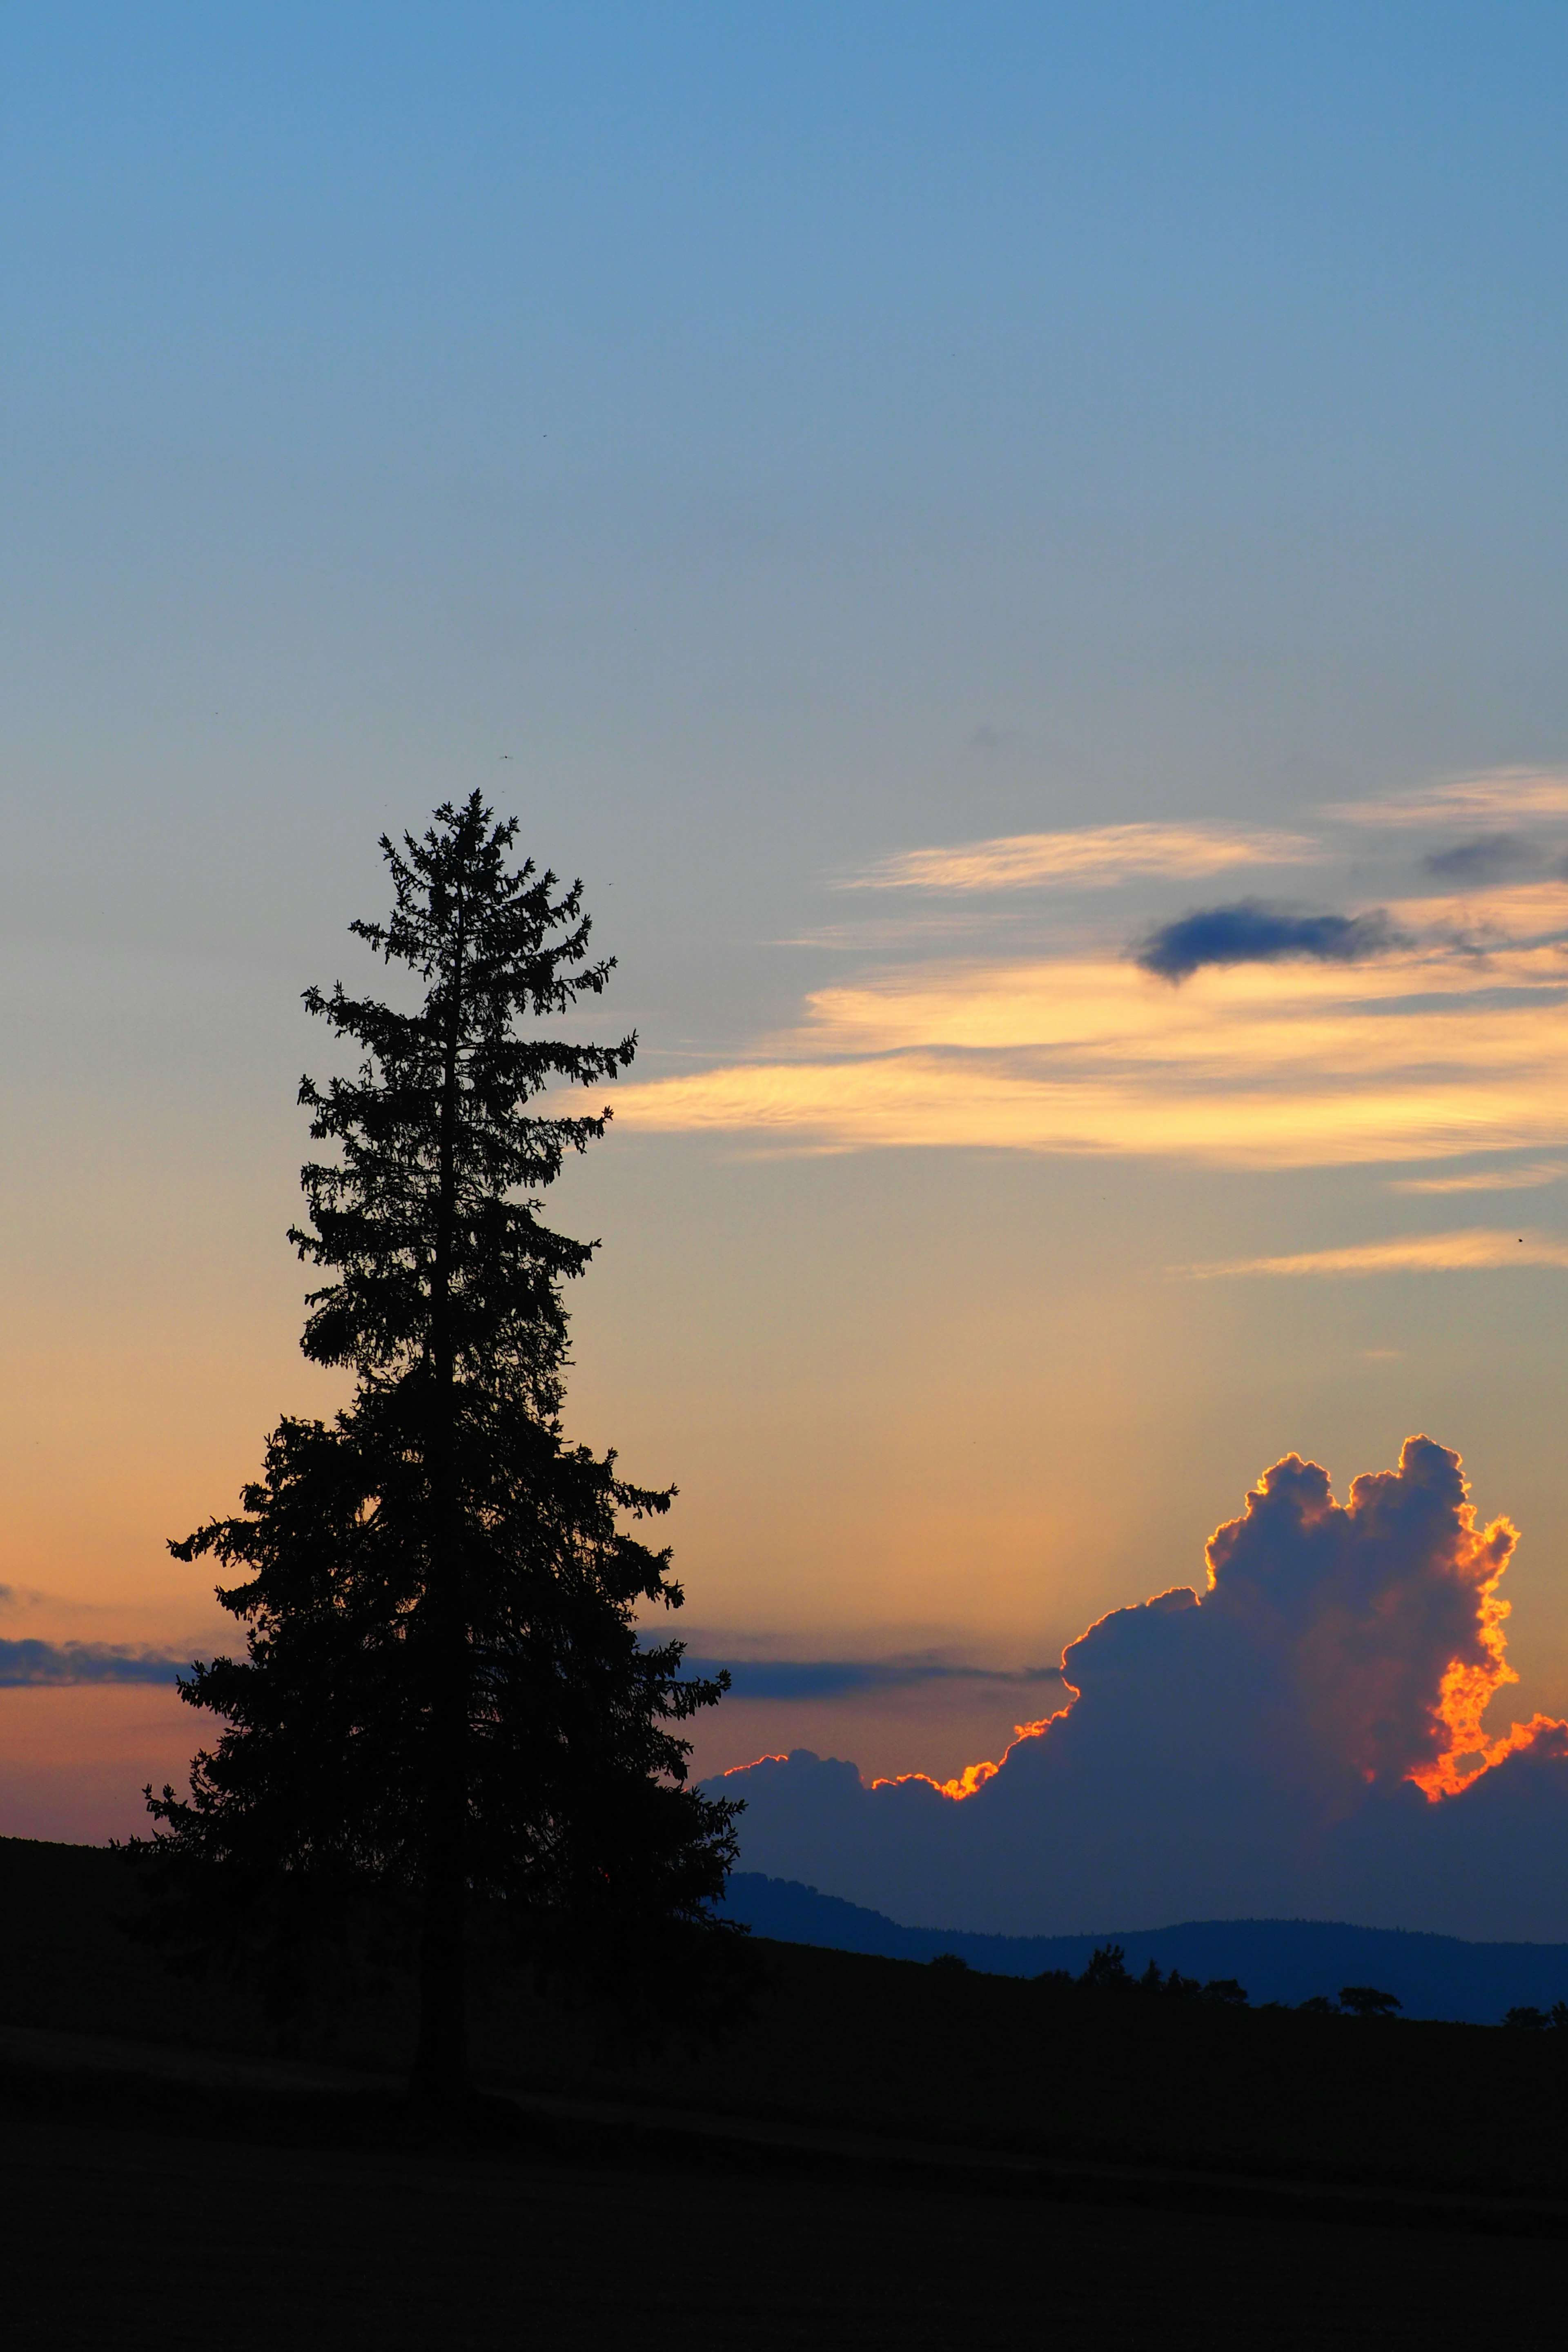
146, 795, 738, 2102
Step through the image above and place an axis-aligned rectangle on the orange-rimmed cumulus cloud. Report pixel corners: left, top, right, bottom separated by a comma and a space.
614, 881, 1568, 1171
714, 1441, 1568, 1940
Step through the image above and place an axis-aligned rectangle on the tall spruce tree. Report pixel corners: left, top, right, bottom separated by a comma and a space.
146, 795, 738, 2100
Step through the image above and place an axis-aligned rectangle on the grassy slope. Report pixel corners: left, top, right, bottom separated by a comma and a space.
11, 2092, 1566, 2352
4, 1836, 1565, 2200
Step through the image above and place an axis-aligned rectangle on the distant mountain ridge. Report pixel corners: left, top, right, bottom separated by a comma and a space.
718, 1872, 1568, 2024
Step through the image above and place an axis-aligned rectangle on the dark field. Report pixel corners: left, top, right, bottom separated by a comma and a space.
7, 2090, 1566, 2352
4, 1837, 1566, 2348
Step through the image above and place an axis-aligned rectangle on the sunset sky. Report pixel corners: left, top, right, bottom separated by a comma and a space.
5, 4, 1568, 1873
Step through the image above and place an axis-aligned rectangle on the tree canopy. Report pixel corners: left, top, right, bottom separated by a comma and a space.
146, 795, 738, 2100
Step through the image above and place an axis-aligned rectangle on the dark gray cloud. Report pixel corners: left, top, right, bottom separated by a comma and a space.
686, 1655, 1063, 1701
11, 1635, 1067, 1703
0, 1639, 186, 1688
709, 1439, 1568, 1943
1422, 834, 1545, 885
1136, 900, 1406, 982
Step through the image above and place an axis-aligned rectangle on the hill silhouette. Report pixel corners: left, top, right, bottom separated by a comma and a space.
718, 1873, 1568, 2022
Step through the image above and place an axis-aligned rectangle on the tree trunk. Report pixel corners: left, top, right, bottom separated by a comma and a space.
411, 901, 470, 2107
412, 1702, 469, 2103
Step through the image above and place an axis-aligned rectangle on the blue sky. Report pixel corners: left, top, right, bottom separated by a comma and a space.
9, 4, 1568, 923
4, 4, 1568, 1845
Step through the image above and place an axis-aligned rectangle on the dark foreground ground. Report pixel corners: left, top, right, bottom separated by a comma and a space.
5, 2067, 1567, 2352
4, 1836, 1566, 2347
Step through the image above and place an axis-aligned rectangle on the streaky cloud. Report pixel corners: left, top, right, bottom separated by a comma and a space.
613, 908, 1568, 1169
1175, 1228, 1568, 1278
1326, 768, 1568, 828
1389, 1161, 1567, 1195
684, 1655, 1064, 1701
1422, 834, 1546, 885
1136, 900, 1407, 982
0, 1638, 186, 1687
615, 1031, 1568, 1170
842, 822, 1318, 893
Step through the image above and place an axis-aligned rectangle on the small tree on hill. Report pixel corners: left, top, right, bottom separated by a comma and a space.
145, 795, 738, 2102
1338, 1985, 1401, 2019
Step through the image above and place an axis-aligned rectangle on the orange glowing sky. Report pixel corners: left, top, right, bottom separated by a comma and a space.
9, 778, 1568, 1842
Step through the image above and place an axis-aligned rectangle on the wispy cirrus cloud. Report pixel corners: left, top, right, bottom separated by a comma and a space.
840, 821, 1318, 893
1389, 1161, 1567, 1195
829, 774, 1568, 904
1175, 1229, 1568, 1279
1325, 768, 1568, 829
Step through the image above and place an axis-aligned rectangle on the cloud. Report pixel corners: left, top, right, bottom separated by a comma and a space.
1174, 1228, 1568, 1278
1422, 835, 1546, 885
0, 1639, 186, 1688
842, 823, 1318, 893
1135, 901, 1407, 982
1388, 1161, 1566, 1194
685, 1655, 1064, 1701
614, 910, 1568, 1169
709, 1440, 1568, 1941
612, 863, 1568, 1169
1326, 769, 1568, 828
